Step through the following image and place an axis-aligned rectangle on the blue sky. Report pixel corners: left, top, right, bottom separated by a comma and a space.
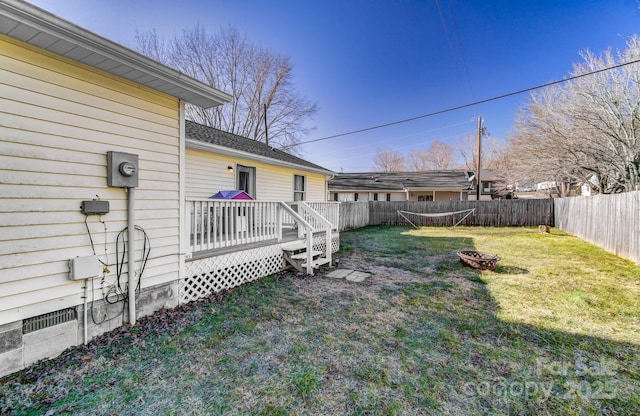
28, 0, 640, 172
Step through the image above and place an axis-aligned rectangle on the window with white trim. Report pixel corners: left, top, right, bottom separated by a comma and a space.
294, 174, 306, 201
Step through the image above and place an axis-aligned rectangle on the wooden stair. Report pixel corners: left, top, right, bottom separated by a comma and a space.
281, 240, 331, 274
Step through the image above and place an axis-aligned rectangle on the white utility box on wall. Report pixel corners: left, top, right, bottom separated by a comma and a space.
69, 255, 100, 280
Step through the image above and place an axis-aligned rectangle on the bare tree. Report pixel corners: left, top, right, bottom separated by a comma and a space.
509, 35, 640, 194
407, 141, 456, 171
509, 86, 582, 196
135, 26, 317, 152
374, 148, 405, 172
407, 149, 430, 171
457, 133, 509, 170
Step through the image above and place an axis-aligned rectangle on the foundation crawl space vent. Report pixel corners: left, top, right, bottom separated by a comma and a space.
22, 307, 77, 334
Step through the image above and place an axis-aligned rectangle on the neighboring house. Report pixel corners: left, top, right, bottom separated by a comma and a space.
468, 169, 513, 200
0, 0, 337, 378
328, 171, 474, 202
535, 180, 581, 198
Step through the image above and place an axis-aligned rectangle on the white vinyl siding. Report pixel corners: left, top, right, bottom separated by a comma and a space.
184, 149, 236, 198
0, 36, 181, 325
185, 148, 328, 202
305, 174, 326, 201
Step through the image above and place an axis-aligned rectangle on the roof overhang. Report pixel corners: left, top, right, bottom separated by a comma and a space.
404, 187, 472, 192
186, 138, 334, 177
406, 188, 471, 193
330, 188, 469, 192
329, 189, 404, 193
0, 0, 232, 108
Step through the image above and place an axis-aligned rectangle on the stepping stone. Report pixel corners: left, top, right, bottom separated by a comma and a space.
345, 271, 370, 282
325, 269, 371, 282
326, 269, 352, 279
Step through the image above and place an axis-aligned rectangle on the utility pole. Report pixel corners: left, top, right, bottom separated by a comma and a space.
476, 116, 482, 201
264, 103, 269, 146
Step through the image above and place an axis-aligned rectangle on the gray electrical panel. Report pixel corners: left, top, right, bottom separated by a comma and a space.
81, 200, 110, 215
107, 151, 139, 188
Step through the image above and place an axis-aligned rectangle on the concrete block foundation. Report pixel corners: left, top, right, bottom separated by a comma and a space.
0, 280, 178, 379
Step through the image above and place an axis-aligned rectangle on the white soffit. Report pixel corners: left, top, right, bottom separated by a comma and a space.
0, 0, 232, 108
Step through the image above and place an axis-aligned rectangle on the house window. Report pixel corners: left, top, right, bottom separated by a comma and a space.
418, 195, 434, 202
236, 164, 256, 197
354, 193, 359, 201
386, 193, 391, 201
373, 193, 378, 201
333, 193, 338, 201
293, 174, 306, 201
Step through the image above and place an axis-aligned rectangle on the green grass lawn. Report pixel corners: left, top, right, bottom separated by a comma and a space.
1, 226, 639, 415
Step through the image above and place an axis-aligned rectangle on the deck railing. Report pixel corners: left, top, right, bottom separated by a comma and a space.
186, 199, 339, 255
186, 199, 282, 254
296, 201, 339, 231
295, 202, 335, 267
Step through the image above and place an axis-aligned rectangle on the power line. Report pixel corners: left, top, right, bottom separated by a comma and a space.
284, 57, 640, 149
328, 131, 476, 164
447, 0, 474, 97
435, 0, 468, 95
307, 118, 477, 162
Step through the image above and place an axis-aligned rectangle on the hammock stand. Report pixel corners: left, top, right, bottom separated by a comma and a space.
397, 208, 476, 229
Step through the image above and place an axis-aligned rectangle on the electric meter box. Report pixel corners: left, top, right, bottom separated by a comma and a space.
107, 151, 139, 188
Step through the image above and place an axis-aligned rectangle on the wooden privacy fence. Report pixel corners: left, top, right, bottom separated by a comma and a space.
554, 191, 640, 264
339, 201, 370, 230
338, 199, 554, 230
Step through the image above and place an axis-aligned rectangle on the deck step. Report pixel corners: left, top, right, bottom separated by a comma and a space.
281, 241, 306, 252
290, 250, 323, 260
302, 257, 331, 268
281, 237, 332, 275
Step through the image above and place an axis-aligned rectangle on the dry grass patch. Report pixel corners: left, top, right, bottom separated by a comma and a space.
1, 225, 639, 415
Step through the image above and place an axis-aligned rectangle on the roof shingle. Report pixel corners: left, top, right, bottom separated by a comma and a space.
186, 121, 333, 175
329, 171, 473, 191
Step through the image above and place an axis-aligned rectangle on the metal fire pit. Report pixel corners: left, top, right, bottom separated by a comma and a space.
457, 250, 501, 271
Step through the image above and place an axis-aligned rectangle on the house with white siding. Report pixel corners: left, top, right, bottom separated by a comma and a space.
181, 121, 338, 303
185, 120, 331, 202
0, 0, 337, 378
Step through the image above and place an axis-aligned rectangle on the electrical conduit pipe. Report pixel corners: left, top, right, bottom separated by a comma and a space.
127, 187, 136, 325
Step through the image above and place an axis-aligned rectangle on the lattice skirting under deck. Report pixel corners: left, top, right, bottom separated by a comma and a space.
181, 233, 340, 304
